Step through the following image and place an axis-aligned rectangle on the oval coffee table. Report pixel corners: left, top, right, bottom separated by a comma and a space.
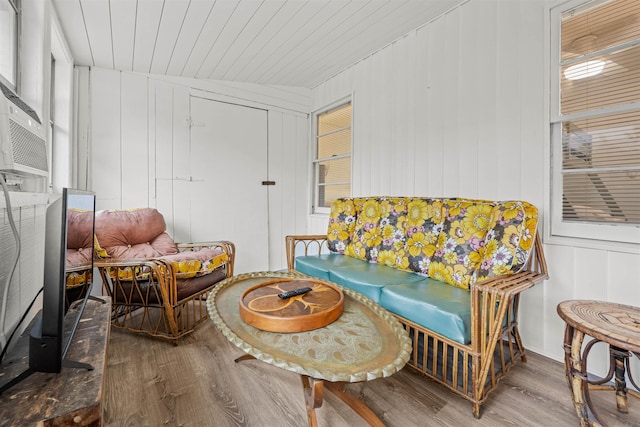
207, 271, 412, 427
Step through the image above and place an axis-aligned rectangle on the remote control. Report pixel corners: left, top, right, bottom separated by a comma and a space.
278, 287, 312, 299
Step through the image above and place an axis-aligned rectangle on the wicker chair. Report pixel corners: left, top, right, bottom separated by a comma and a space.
93, 208, 235, 342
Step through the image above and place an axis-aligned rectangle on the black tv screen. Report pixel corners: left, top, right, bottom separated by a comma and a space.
28, 188, 96, 373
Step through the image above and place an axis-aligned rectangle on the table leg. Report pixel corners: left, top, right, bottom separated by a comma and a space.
299, 377, 387, 427
611, 346, 630, 414
324, 382, 386, 427
301, 375, 323, 427
564, 324, 596, 426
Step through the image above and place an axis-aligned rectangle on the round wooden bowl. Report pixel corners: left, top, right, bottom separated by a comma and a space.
239, 278, 344, 333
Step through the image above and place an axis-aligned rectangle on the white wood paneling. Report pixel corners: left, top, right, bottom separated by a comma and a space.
210, 1, 288, 80
0, 195, 48, 348
120, 73, 149, 209
495, 0, 522, 199
458, 4, 479, 197
424, 18, 445, 196
133, 0, 164, 73
195, 1, 263, 79
179, 0, 240, 78
474, 1, 499, 201
224, 0, 311, 82
51, 1, 93, 67
148, 1, 190, 75
80, 1, 113, 69
170, 86, 191, 243
90, 68, 121, 210
109, 0, 136, 72
152, 80, 176, 235
156, 76, 311, 114
84, 67, 310, 271
310, 0, 640, 374
51, 0, 463, 88
164, 1, 216, 76
74, 67, 91, 190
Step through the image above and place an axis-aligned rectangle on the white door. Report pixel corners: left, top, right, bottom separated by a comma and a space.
186, 96, 269, 274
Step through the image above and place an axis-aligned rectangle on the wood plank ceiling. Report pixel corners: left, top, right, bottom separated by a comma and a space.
51, 0, 462, 88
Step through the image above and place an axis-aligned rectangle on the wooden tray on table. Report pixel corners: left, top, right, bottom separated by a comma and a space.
239, 278, 344, 333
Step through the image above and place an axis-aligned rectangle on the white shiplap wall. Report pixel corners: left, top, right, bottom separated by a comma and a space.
81, 67, 311, 271
310, 0, 640, 375
0, 193, 48, 350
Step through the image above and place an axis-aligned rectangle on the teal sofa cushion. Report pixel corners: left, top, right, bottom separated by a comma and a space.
379, 279, 471, 344
296, 253, 472, 344
328, 262, 425, 303
295, 253, 364, 281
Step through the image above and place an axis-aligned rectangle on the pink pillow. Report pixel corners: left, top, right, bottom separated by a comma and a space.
66, 209, 94, 251
95, 208, 179, 259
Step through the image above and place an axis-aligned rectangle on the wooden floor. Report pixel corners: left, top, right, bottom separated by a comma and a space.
104, 321, 640, 427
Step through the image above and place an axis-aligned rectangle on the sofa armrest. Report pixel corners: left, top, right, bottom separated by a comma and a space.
285, 235, 329, 271
469, 230, 548, 396
176, 240, 236, 277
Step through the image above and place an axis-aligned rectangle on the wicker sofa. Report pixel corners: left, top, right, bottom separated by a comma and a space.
286, 197, 548, 417
93, 208, 235, 341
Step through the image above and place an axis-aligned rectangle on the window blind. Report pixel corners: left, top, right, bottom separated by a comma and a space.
559, 0, 640, 226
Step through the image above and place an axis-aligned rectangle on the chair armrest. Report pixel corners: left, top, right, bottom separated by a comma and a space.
175, 240, 236, 277
95, 259, 175, 304
285, 235, 329, 271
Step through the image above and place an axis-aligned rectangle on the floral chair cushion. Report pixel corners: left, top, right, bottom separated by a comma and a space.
345, 198, 382, 261
430, 199, 494, 290
159, 248, 229, 279
66, 269, 92, 289
373, 197, 412, 267
475, 201, 538, 282
395, 198, 445, 274
327, 198, 359, 253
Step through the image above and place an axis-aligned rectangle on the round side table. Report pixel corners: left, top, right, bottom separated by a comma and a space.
557, 300, 640, 426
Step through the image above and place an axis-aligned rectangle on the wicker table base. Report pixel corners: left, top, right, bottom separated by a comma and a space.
557, 300, 640, 427
208, 271, 412, 427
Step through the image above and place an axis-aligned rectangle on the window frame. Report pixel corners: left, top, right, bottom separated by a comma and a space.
311, 97, 353, 214
549, 0, 640, 246
0, 0, 20, 91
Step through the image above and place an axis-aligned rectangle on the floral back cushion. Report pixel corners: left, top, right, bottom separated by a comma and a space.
372, 197, 412, 267
345, 198, 381, 261
429, 199, 494, 290
327, 198, 359, 253
475, 201, 538, 282
395, 198, 444, 274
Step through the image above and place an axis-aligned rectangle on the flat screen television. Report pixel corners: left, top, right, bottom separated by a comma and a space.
0, 188, 96, 393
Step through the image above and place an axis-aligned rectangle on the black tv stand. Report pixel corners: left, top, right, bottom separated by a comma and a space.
0, 357, 95, 396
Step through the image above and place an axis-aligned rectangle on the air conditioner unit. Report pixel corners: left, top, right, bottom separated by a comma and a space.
0, 84, 48, 177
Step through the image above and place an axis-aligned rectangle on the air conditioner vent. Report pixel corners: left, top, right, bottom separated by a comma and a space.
0, 86, 48, 178
9, 120, 48, 171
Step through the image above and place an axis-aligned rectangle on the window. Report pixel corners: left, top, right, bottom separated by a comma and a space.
0, 0, 19, 89
550, 0, 640, 244
312, 101, 352, 213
